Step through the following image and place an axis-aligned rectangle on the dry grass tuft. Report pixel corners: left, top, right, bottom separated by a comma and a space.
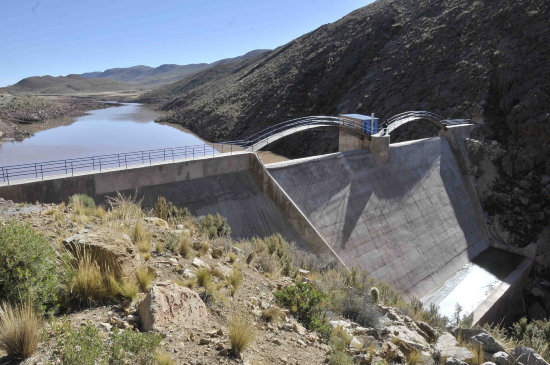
196, 268, 212, 288
117, 278, 139, 300
0, 302, 43, 359
261, 306, 285, 323
154, 350, 174, 365
106, 192, 144, 223
228, 252, 237, 263
178, 236, 192, 258
229, 314, 255, 358
406, 350, 421, 365
135, 266, 155, 291
227, 269, 242, 297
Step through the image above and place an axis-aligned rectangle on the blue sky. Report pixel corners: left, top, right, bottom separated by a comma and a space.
0, 0, 371, 86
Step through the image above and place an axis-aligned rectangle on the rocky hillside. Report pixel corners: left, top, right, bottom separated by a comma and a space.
0, 196, 549, 365
149, 0, 549, 249
2, 74, 136, 95
81, 50, 270, 88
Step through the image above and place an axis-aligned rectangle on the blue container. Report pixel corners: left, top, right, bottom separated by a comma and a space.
362, 117, 379, 135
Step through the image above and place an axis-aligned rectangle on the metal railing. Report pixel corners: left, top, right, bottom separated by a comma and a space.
0, 143, 239, 185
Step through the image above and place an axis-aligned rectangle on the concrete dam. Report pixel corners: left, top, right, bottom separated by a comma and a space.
0, 118, 533, 324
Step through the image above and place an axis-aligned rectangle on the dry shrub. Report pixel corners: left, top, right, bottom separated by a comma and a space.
135, 266, 155, 291
229, 314, 255, 358
131, 220, 150, 245
0, 302, 43, 359
199, 240, 210, 256
228, 252, 237, 263
406, 350, 421, 365
117, 278, 139, 300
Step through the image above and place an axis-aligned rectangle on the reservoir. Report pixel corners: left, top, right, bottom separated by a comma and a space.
0, 103, 208, 167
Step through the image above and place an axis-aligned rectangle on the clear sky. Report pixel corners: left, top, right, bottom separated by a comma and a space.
0, 0, 371, 87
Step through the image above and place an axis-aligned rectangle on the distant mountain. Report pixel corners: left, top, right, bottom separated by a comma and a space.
3, 74, 135, 95
81, 50, 270, 87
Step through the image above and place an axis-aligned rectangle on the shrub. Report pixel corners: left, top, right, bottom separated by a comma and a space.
53, 321, 104, 365
406, 350, 421, 365
0, 302, 42, 359
199, 214, 231, 239
510, 317, 550, 360
135, 266, 155, 291
274, 282, 325, 328
68, 194, 96, 212
164, 232, 180, 253
117, 278, 139, 300
154, 196, 190, 223
340, 291, 381, 329
328, 350, 355, 365
370, 287, 379, 304
330, 325, 351, 352
107, 328, 162, 364
132, 220, 150, 244
0, 221, 59, 311
228, 252, 237, 263
229, 314, 255, 358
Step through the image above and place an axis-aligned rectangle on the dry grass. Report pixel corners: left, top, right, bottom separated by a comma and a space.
229, 314, 256, 358
154, 350, 174, 365
117, 278, 139, 300
68, 249, 120, 305
0, 302, 43, 359
135, 266, 155, 291
106, 192, 144, 223
199, 240, 210, 256
196, 268, 212, 288
406, 350, 421, 365
131, 220, 150, 244
155, 241, 165, 254
179, 236, 192, 258
228, 252, 237, 263
261, 306, 285, 323
227, 269, 242, 297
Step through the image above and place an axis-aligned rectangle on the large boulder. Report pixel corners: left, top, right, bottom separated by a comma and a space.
510, 346, 549, 365
492, 351, 512, 365
469, 332, 505, 354
138, 281, 207, 333
435, 333, 474, 363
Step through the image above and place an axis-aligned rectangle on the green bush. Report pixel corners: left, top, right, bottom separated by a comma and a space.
340, 291, 381, 329
108, 328, 162, 364
511, 317, 550, 360
52, 320, 162, 365
199, 214, 231, 239
328, 350, 355, 365
274, 282, 324, 328
68, 194, 96, 210
154, 196, 190, 223
0, 221, 59, 311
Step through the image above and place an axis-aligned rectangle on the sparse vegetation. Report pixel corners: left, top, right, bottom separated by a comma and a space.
227, 268, 242, 296
274, 282, 325, 330
229, 314, 255, 358
261, 306, 285, 323
178, 236, 192, 258
154, 196, 190, 224
0, 302, 43, 360
199, 213, 231, 239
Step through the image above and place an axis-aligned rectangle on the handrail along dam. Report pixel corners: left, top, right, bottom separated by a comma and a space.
0, 112, 533, 324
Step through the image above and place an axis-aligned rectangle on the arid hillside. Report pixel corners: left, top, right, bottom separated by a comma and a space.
148, 0, 550, 248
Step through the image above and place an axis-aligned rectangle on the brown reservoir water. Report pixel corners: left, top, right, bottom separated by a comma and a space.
0, 103, 209, 167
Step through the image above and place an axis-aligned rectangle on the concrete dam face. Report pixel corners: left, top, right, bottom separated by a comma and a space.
267, 137, 488, 298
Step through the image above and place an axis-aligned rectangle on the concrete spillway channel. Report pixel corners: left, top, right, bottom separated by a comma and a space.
0, 134, 532, 324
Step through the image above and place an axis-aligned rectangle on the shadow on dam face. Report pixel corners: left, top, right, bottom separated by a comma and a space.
268, 137, 489, 298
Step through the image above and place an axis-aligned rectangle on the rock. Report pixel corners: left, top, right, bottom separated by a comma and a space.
469, 332, 504, 354
214, 263, 232, 279
211, 247, 223, 259
199, 338, 211, 345
415, 321, 438, 343
298, 269, 310, 275
492, 351, 512, 365
446, 359, 468, 365
192, 257, 210, 270
482, 362, 497, 365
144, 217, 169, 229
435, 333, 474, 363
510, 346, 549, 365
122, 233, 132, 241
176, 224, 184, 230
138, 281, 207, 333
293, 322, 307, 335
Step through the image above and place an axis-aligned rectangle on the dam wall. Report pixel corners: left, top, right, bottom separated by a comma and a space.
267, 137, 490, 298
0, 152, 337, 256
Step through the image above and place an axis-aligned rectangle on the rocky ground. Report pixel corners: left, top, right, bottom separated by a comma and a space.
0, 94, 118, 141
0, 197, 548, 365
